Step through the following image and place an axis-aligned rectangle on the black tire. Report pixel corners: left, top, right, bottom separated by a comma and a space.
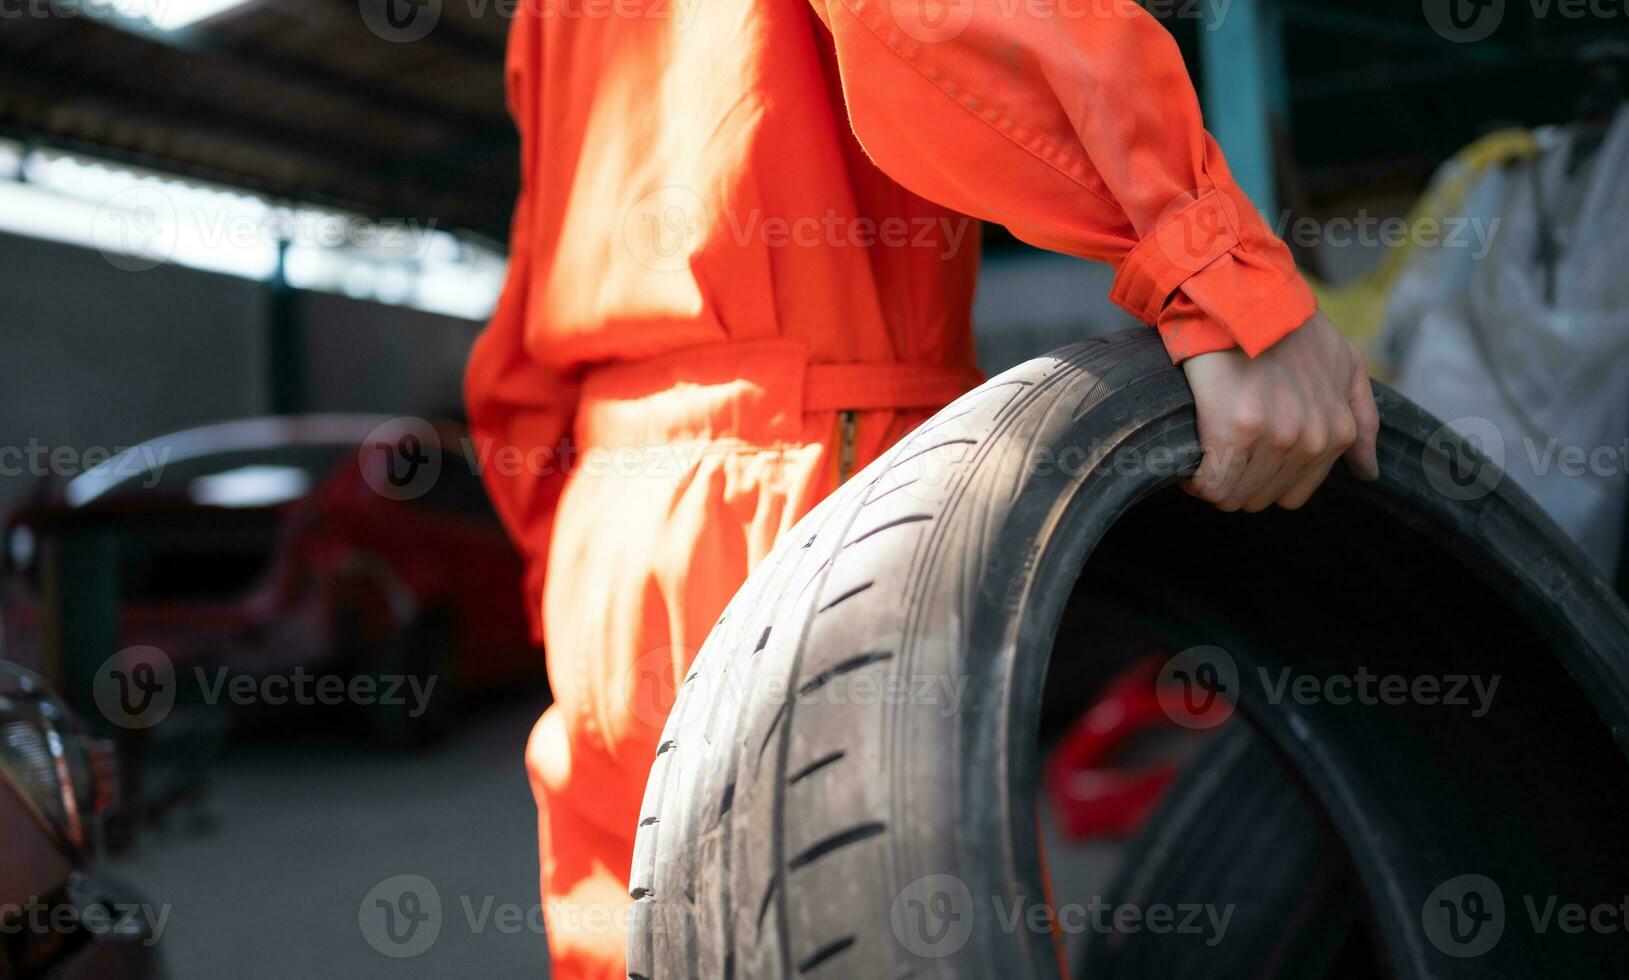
1075, 721, 1370, 979
628, 329, 1629, 979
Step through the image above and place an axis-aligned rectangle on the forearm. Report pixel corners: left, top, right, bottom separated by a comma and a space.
806, 0, 1314, 359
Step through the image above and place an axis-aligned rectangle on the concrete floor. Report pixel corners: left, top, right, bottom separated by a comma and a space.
95, 691, 1123, 980
101, 696, 552, 979
73, 259, 1137, 979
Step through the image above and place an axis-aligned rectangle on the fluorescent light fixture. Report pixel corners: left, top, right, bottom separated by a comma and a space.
83, 0, 254, 32
149, 0, 254, 30
0, 139, 22, 181
0, 148, 506, 320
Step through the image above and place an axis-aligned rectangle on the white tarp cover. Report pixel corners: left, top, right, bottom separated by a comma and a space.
1386, 106, 1629, 577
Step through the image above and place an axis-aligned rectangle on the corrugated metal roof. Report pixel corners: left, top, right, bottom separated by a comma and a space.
0, 1, 518, 237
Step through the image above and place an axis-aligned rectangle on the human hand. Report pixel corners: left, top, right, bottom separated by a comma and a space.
1180, 311, 1380, 512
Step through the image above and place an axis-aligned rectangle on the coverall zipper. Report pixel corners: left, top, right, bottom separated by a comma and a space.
838, 410, 859, 484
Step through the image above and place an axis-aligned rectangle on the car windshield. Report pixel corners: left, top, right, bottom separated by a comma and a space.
77, 444, 353, 507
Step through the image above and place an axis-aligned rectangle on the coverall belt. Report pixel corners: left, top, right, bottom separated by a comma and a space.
575, 339, 982, 450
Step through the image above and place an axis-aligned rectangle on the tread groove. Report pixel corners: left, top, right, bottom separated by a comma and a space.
756, 876, 780, 932
794, 559, 833, 602
843, 514, 932, 549
797, 651, 893, 696
797, 936, 855, 974
891, 437, 977, 469
787, 822, 888, 871
861, 477, 920, 507
914, 404, 977, 432
756, 700, 790, 767
788, 750, 846, 785
816, 581, 873, 614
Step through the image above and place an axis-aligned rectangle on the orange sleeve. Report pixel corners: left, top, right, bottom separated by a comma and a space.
805, 0, 1317, 361
464, 22, 578, 643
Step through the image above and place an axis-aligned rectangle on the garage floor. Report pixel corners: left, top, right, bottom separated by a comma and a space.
97, 692, 1119, 979
100, 695, 552, 979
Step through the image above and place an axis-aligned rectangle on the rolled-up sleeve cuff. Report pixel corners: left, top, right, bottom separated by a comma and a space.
1174, 256, 1318, 358
1155, 298, 1236, 362
1110, 190, 1242, 324
1110, 187, 1319, 362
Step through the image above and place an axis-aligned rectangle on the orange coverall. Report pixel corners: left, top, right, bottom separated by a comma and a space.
465, 0, 1316, 975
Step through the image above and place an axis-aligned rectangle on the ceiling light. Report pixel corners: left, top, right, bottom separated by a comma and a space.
85, 0, 255, 32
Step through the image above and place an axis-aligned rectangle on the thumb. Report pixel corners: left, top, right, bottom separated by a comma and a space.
1343, 359, 1381, 481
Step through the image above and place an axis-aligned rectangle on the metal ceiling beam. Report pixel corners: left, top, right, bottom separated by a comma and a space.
0, 60, 392, 172
44, 15, 503, 138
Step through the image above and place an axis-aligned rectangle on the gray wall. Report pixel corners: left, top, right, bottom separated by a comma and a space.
299, 291, 480, 420
0, 232, 479, 511
972, 252, 1139, 371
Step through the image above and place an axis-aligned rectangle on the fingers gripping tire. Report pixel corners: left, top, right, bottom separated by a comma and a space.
627, 329, 1629, 979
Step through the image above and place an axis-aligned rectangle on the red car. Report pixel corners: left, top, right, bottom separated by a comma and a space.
0, 659, 159, 977
2, 415, 541, 746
